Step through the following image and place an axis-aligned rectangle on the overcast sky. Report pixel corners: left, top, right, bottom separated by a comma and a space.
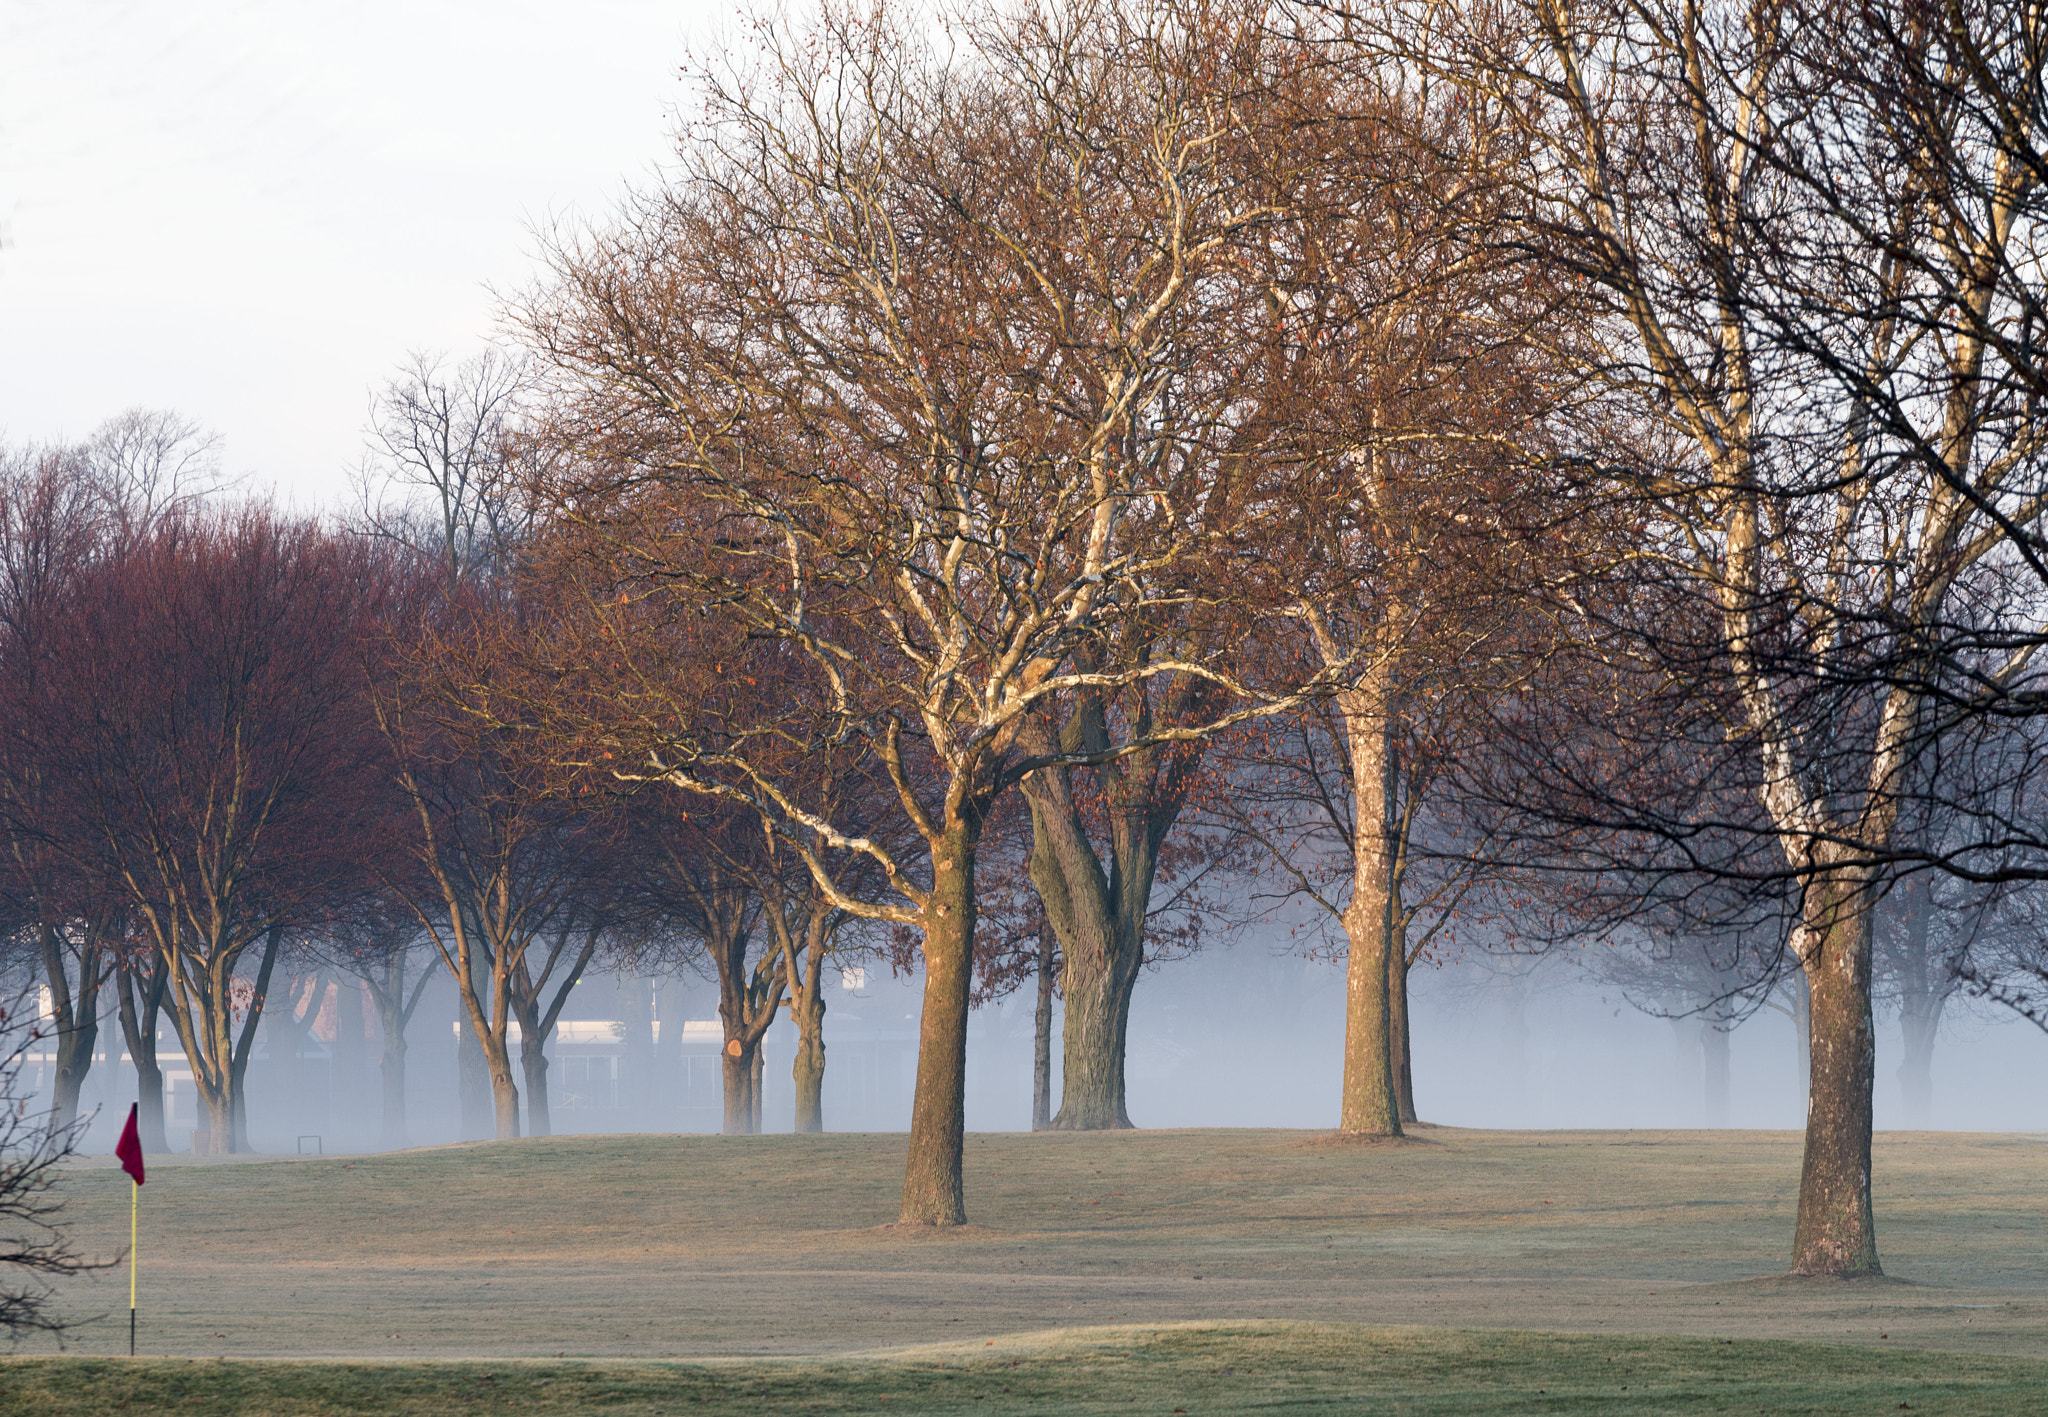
1, 1, 721, 508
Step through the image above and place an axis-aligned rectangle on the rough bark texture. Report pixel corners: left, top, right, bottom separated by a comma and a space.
1791, 881, 1881, 1277
722, 1043, 757, 1135
1018, 680, 1211, 1133
1337, 690, 1402, 1137
1023, 777, 1142, 1131
899, 825, 977, 1226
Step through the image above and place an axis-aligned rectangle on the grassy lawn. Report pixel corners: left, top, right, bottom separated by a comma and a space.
10, 1321, 2048, 1414
19, 1125, 2048, 1415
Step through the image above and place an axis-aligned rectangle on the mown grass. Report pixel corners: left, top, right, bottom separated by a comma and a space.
44, 1129, 2048, 1360
9, 1321, 2048, 1415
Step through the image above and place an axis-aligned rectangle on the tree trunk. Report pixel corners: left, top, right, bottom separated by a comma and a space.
1389, 915, 1417, 1125
486, 1036, 521, 1140
1791, 879, 1881, 1276
458, 993, 493, 1141
1032, 923, 1055, 1132
226, 924, 284, 1154
1018, 705, 1190, 1135
38, 922, 103, 1134
792, 990, 826, 1133
1703, 1019, 1732, 1128
899, 823, 977, 1226
750, 1041, 765, 1133
115, 959, 170, 1154
1338, 695, 1402, 1137
722, 1042, 756, 1135
519, 1027, 552, 1138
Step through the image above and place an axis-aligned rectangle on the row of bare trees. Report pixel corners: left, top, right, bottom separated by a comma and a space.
476, 0, 2048, 1283
14, 0, 2048, 1288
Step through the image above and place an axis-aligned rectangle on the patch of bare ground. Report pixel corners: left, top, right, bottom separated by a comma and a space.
37, 1127, 2048, 1363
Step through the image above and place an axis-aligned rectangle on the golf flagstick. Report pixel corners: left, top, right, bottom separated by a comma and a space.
115, 1103, 146, 1356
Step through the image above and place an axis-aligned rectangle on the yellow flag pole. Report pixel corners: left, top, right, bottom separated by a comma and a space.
129, 1180, 138, 1356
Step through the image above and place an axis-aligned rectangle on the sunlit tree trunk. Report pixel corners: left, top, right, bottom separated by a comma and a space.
1792, 873, 1880, 1275
899, 821, 978, 1225
1338, 685, 1402, 1137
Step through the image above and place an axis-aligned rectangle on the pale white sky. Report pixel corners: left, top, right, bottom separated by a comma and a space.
0, 0, 722, 509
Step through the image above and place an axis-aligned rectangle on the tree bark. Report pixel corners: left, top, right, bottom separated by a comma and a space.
1791, 878, 1881, 1276
899, 823, 977, 1226
792, 987, 826, 1134
1337, 691, 1402, 1137
115, 957, 170, 1154
1389, 914, 1417, 1125
1032, 922, 1055, 1131
519, 1030, 552, 1138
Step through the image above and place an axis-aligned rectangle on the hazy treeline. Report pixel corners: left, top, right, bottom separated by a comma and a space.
9, 0, 2048, 1285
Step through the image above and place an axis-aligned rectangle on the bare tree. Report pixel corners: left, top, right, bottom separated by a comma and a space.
1354, 0, 2048, 1277
357, 350, 533, 583
514, 0, 1341, 1223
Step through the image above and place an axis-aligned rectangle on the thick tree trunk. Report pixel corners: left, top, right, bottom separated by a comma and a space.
200, 1088, 233, 1156
519, 1028, 552, 1138
792, 991, 825, 1133
1389, 917, 1417, 1125
722, 1042, 757, 1135
116, 960, 170, 1154
1338, 695, 1402, 1137
1032, 924, 1055, 1131
899, 825, 977, 1226
1024, 775, 1141, 1130
487, 1039, 521, 1140
1791, 881, 1881, 1276
1018, 704, 1192, 1135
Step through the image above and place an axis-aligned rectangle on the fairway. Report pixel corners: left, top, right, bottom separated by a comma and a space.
12, 1128, 2048, 1409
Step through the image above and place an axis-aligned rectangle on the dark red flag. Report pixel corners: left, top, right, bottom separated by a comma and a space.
115, 1103, 145, 1186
